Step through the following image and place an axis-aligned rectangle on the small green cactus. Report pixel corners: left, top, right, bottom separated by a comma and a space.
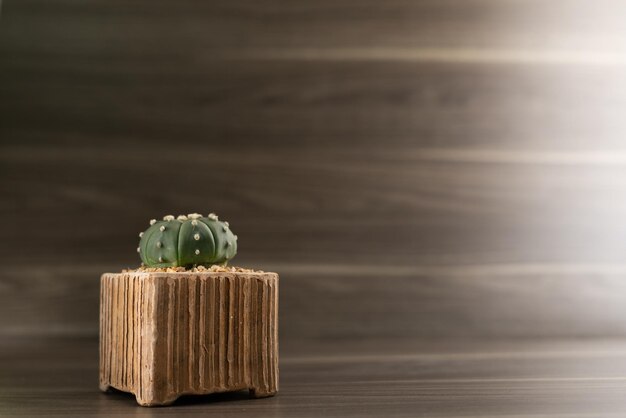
137, 213, 237, 268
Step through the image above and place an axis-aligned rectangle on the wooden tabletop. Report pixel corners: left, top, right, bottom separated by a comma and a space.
3, 0, 626, 416
3, 336, 626, 417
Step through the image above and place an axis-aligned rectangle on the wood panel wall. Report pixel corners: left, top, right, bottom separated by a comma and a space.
2, 0, 626, 341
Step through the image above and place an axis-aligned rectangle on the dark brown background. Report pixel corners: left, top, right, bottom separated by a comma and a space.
3, 1, 626, 416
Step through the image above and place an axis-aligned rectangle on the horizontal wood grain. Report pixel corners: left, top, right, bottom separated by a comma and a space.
2, 0, 626, 352
3, 141, 626, 266
2, 62, 626, 149
5, 336, 626, 416
2, 0, 626, 55
3, 263, 626, 341
4, 0, 626, 415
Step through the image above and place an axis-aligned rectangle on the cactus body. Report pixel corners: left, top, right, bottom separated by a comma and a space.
138, 213, 237, 268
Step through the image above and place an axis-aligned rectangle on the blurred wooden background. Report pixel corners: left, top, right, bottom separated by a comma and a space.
3, 0, 626, 345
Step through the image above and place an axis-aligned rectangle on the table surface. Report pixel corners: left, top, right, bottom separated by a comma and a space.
4, 1, 626, 416
4, 336, 626, 417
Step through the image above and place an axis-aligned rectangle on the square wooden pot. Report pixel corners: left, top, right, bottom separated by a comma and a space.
99, 271, 278, 406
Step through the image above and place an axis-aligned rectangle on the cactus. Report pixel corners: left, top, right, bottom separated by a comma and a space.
137, 213, 238, 268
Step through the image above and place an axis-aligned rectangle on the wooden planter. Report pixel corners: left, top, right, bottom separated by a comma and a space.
99, 271, 278, 406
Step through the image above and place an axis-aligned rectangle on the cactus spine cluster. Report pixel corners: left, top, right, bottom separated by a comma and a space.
137, 213, 237, 268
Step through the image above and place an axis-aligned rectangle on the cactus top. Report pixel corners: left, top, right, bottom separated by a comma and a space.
137, 213, 237, 268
